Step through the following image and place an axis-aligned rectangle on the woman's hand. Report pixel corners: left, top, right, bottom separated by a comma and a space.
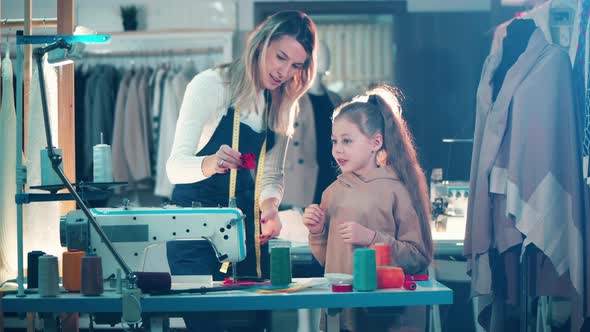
202, 144, 242, 177
338, 222, 376, 246
260, 198, 282, 245
303, 204, 326, 235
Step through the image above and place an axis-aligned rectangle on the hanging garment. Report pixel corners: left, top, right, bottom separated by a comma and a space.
154, 72, 181, 198
572, 1, 590, 183
151, 68, 167, 177
150, 67, 167, 176
112, 70, 133, 183
81, 65, 119, 181
123, 69, 152, 183
74, 67, 90, 181
466, 28, 586, 331
23, 57, 62, 261
0, 54, 17, 283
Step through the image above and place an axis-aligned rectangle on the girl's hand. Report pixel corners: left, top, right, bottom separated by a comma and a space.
303, 204, 326, 234
260, 198, 282, 245
338, 222, 376, 246
202, 144, 242, 177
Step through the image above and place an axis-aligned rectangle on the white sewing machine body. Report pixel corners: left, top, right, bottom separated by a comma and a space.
60, 207, 247, 280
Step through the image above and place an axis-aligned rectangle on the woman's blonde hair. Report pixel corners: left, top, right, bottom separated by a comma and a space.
333, 84, 434, 263
219, 10, 317, 136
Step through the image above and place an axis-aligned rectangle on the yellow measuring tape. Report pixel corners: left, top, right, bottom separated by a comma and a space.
227, 106, 266, 278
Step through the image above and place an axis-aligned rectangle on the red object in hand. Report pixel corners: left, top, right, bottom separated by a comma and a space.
241, 152, 257, 169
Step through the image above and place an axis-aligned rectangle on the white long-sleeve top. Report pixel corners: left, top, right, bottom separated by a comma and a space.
166, 68, 287, 203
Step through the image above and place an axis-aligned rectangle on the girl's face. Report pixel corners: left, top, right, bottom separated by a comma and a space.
331, 117, 382, 176
259, 35, 307, 90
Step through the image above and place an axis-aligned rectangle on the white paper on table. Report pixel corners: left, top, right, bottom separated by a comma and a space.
277, 208, 310, 244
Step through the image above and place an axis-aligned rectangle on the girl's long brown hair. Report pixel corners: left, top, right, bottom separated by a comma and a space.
333, 84, 433, 262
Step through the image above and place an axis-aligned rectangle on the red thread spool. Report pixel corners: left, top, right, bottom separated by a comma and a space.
403, 280, 417, 291
62, 250, 85, 292
370, 244, 391, 266
135, 272, 172, 293
332, 284, 353, 292
377, 266, 404, 289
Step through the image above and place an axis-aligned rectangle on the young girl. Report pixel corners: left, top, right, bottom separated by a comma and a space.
303, 84, 433, 331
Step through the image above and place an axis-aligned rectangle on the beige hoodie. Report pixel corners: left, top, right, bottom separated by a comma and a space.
308, 166, 430, 275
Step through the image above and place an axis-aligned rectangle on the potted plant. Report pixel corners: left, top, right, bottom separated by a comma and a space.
120, 5, 138, 31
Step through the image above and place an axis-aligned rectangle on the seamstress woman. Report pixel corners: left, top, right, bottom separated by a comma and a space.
166, 11, 318, 283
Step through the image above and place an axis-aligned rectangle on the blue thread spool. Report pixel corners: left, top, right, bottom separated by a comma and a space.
270, 246, 292, 286
353, 248, 377, 291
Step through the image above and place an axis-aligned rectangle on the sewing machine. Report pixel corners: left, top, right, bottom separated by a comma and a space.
60, 206, 246, 282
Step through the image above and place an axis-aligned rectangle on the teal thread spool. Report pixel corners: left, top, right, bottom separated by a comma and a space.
270, 246, 292, 286
353, 248, 377, 291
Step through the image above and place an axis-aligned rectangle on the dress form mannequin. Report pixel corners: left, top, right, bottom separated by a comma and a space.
282, 42, 342, 207
307, 41, 331, 95
549, 0, 577, 48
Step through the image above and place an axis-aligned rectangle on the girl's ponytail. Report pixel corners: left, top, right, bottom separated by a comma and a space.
369, 87, 434, 262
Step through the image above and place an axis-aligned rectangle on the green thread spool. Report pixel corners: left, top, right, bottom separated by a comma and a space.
270, 246, 292, 286
353, 248, 377, 291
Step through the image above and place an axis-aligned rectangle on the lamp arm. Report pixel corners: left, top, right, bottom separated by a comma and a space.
33, 41, 132, 277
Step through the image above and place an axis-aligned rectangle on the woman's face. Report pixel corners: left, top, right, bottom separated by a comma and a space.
259, 35, 308, 90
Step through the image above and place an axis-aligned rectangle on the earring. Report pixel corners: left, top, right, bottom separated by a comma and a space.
376, 150, 387, 167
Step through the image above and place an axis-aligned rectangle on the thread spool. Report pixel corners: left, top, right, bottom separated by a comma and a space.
93, 135, 113, 183
40, 147, 63, 186
27, 250, 46, 289
62, 250, 85, 292
38, 255, 59, 297
403, 280, 417, 291
122, 287, 143, 324
270, 246, 292, 286
353, 248, 377, 292
377, 266, 404, 289
81, 253, 103, 296
135, 272, 172, 293
332, 284, 353, 292
370, 243, 391, 266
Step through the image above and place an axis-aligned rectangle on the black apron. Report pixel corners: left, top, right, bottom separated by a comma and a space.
167, 106, 273, 280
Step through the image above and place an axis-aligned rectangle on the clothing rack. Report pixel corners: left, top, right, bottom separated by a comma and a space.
82, 46, 223, 58
0, 17, 57, 29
